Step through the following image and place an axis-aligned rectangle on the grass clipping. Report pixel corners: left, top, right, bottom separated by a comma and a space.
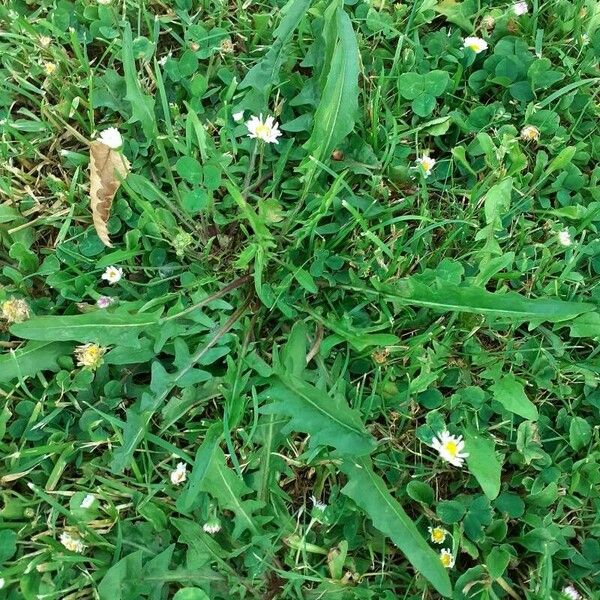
89, 141, 130, 247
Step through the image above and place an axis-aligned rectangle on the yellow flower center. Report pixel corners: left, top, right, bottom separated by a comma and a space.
467, 42, 481, 52
255, 123, 271, 139
440, 553, 453, 568
443, 440, 458, 457
431, 528, 446, 543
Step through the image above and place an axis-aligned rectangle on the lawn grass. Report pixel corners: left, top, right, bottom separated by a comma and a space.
1, 0, 600, 598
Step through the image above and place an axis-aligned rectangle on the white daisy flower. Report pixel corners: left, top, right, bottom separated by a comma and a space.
463, 36, 489, 54
558, 230, 572, 247
512, 1, 528, 15
416, 154, 436, 178
310, 495, 327, 512
74, 343, 106, 370
101, 266, 123, 285
203, 519, 222, 534
520, 125, 540, 142
245, 114, 282, 144
233, 111, 244, 122
60, 532, 85, 553
80, 494, 95, 509
439, 548, 455, 569
562, 585, 582, 600
97, 127, 123, 149
170, 462, 187, 485
428, 526, 448, 544
431, 430, 469, 467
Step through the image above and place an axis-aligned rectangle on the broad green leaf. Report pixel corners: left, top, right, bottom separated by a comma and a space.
172, 518, 228, 567
490, 375, 538, 421
483, 178, 512, 229
10, 311, 161, 348
98, 551, 143, 600
176, 424, 222, 513
0, 341, 73, 384
434, 0, 475, 31
341, 457, 452, 597
122, 22, 155, 141
487, 546, 511, 579
372, 278, 594, 324
303, 7, 359, 185
464, 429, 502, 500
197, 446, 264, 539
569, 417, 592, 451
261, 373, 376, 455
239, 0, 311, 92
173, 589, 210, 600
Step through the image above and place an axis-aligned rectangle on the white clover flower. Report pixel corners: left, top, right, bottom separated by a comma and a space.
416, 154, 436, 178
39, 36, 52, 48
74, 344, 106, 370
96, 295, 115, 309
1, 298, 30, 323
98, 127, 123, 149
428, 526, 448, 544
60, 532, 85, 553
581, 34, 590, 46
431, 430, 469, 467
43, 62, 57, 76
439, 548, 455, 569
233, 111, 244, 122
463, 36, 489, 54
563, 585, 582, 600
246, 114, 282, 144
203, 519, 222, 534
80, 494, 95, 509
170, 462, 187, 485
558, 230, 572, 247
310, 495, 327, 512
101, 266, 123, 285
520, 125, 540, 142
512, 1, 528, 15
481, 15, 495, 29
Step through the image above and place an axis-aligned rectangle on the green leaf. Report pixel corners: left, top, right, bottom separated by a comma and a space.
490, 374, 538, 421
569, 417, 592, 451
197, 447, 263, 539
486, 546, 511, 579
10, 311, 161, 348
406, 480, 435, 505
434, 0, 475, 31
0, 530, 17, 562
436, 500, 466, 524
373, 277, 594, 324
122, 23, 156, 141
239, 0, 311, 92
0, 341, 73, 384
176, 424, 222, 513
303, 7, 359, 183
261, 373, 376, 456
173, 589, 210, 600
341, 457, 452, 597
464, 429, 502, 500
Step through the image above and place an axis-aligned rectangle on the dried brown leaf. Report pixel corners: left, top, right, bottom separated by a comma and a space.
89, 141, 130, 247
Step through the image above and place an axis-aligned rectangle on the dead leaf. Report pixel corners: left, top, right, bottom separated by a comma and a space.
89, 141, 130, 247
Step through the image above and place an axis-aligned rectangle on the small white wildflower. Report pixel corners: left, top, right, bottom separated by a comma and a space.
1, 298, 30, 323
246, 114, 282, 144
562, 585, 582, 600
581, 33, 590, 46
416, 154, 436, 178
170, 462, 187, 485
512, 1, 528, 15
97, 0, 112, 4
101, 266, 123, 285
311, 495, 327, 512
203, 519, 222, 534
39, 36, 52, 48
80, 494, 95, 509
97, 127, 123, 149
481, 15, 495, 29
233, 111, 244, 122
463, 36, 489, 54
0, 577, 5, 590
428, 526, 448, 544
439, 548, 455, 569
43, 62, 57, 76
558, 230, 572, 247
431, 430, 469, 467
520, 125, 540, 142
60, 532, 85, 553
